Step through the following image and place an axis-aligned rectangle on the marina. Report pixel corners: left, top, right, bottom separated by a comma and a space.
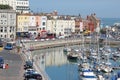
26, 44, 120, 80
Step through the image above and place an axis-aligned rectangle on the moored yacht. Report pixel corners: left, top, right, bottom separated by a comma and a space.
63, 47, 71, 53
80, 69, 97, 80
67, 52, 78, 60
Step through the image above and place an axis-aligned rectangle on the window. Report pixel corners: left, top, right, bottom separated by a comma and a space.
4, 27, 7, 32
10, 15, 12, 18
24, 27, 27, 31
0, 27, 3, 32
4, 35, 6, 38
18, 28, 20, 31
42, 22, 45, 26
10, 26, 12, 32
10, 35, 13, 38
42, 27, 45, 30
13, 27, 14, 31
1, 14, 6, 18
0, 20, 3, 24
1, 35, 2, 37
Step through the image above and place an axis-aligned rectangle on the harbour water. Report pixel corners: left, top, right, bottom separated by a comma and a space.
32, 46, 80, 80
31, 45, 120, 80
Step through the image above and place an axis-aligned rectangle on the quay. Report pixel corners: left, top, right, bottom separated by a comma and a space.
22, 38, 120, 50
20, 42, 51, 80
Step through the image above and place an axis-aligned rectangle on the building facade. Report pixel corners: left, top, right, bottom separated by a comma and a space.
17, 14, 44, 38
0, 10, 16, 40
47, 19, 75, 37
17, 14, 29, 33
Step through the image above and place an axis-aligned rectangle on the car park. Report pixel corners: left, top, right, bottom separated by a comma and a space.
24, 61, 33, 70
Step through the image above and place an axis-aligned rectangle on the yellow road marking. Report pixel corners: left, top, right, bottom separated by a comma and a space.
0, 47, 3, 51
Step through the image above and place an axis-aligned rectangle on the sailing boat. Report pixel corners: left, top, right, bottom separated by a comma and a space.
99, 27, 113, 73
78, 33, 89, 69
67, 49, 79, 60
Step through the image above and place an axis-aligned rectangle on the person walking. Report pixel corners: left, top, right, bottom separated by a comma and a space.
5, 63, 9, 69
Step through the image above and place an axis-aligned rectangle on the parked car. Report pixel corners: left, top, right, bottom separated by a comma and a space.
58, 36, 65, 39
4, 41, 16, 50
24, 69, 42, 80
0, 56, 4, 68
0, 38, 3, 47
24, 61, 33, 70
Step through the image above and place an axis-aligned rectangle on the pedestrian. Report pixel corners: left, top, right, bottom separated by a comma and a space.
5, 63, 9, 69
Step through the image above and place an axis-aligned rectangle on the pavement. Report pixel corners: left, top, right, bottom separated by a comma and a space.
0, 48, 24, 80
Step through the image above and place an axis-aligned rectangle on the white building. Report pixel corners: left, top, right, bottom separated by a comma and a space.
29, 16, 37, 35
0, 0, 29, 13
47, 19, 75, 37
0, 10, 16, 40
38, 16, 47, 30
16, 0, 29, 13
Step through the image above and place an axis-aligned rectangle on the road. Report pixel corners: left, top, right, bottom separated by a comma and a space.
0, 48, 24, 80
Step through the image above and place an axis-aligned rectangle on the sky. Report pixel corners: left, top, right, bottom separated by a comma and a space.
29, 0, 120, 18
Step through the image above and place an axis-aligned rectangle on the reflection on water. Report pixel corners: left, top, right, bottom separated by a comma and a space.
32, 47, 79, 80
32, 47, 68, 66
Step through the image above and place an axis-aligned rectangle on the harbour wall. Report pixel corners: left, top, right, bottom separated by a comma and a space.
23, 38, 120, 50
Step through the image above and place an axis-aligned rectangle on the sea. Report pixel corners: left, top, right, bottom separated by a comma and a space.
33, 18, 120, 80
100, 18, 120, 27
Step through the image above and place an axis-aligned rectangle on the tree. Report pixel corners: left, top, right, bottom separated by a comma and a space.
100, 28, 106, 34
0, 5, 13, 9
